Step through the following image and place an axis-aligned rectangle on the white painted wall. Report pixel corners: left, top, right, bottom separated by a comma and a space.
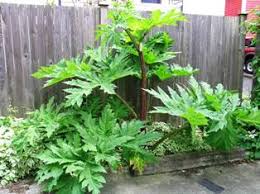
134, 0, 182, 11
0, 0, 88, 6
0, 0, 181, 10
183, 0, 226, 16
0, 0, 46, 4
241, 0, 247, 14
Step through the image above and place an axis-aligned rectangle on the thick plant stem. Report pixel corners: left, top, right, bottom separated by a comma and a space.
125, 29, 148, 121
139, 51, 147, 121
125, 29, 147, 121
125, 29, 139, 50
115, 93, 138, 119
151, 125, 189, 150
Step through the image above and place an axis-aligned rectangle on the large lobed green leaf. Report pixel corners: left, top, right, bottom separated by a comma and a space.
146, 76, 250, 150
36, 106, 160, 194
33, 48, 137, 107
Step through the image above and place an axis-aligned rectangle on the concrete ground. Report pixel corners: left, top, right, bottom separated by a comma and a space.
242, 73, 253, 98
102, 161, 260, 194
1, 161, 259, 194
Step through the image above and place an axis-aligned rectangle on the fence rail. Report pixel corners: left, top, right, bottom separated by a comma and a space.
0, 3, 244, 120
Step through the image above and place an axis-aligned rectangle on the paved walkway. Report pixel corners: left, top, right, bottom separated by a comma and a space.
1, 161, 260, 194
102, 161, 260, 194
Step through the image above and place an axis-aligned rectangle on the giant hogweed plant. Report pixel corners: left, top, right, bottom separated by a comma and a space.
33, 1, 196, 120
97, 1, 196, 120
11, 99, 160, 194
29, 2, 197, 193
146, 77, 260, 150
35, 106, 160, 194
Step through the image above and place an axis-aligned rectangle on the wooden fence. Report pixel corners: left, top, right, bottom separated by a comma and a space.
0, 3, 245, 118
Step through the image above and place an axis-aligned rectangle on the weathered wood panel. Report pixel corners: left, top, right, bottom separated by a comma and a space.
0, 4, 100, 116
0, 6, 9, 115
0, 3, 244, 121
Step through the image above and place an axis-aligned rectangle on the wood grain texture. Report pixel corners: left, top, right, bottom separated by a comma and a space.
0, 5, 9, 115
0, 4, 244, 121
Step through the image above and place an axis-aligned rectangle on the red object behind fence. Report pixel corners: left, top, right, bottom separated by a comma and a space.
225, 0, 242, 16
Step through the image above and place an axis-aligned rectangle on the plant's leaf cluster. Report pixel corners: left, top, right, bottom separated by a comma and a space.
7, 96, 159, 194
33, 50, 137, 107
33, 106, 160, 194
97, 1, 193, 81
146, 77, 260, 150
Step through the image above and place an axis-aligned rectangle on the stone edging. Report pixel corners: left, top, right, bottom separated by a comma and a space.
137, 149, 245, 176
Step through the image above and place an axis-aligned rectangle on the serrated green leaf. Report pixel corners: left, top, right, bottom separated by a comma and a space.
82, 143, 97, 152
237, 109, 260, 126
99, 83, 116, 94
26, 126, 38, 146
94, 153, 120, 165
154, 64, 198, 80
65, 162, 85, 174
79, 165, 104, 194
56, 176, 83, 194
206, 115, 238, 150
182, 108, 208, 127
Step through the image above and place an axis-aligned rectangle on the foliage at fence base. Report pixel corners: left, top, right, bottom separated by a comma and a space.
10, 99, 161, 194
0, 117, 37, 186
146, 77, 260, 152
240, 126, 260, 160
148, 122, 212, 156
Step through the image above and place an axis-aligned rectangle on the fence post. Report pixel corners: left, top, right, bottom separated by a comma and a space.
238, 13, 247, 96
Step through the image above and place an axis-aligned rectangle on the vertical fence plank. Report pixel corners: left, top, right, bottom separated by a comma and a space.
70, 7, 77, 57
208, 16, 224, 86
44, 6, 56, 101
19, 5, 34, 114
9, 5, 22, 112
37, 5, 48, 103
29, 5, 41, 108
0, 5, 9, 115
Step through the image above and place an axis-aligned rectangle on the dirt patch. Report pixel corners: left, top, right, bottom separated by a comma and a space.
2, 179, 34, 194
